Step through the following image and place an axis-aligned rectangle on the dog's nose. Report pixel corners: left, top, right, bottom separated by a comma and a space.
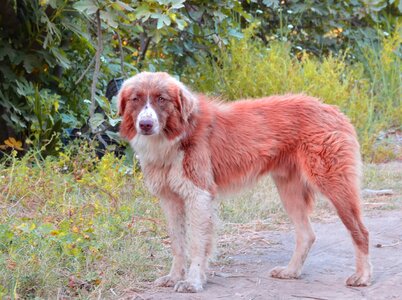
139, 119, 153, 131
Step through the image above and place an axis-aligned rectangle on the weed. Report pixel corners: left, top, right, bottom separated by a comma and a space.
0, 145, 166, 298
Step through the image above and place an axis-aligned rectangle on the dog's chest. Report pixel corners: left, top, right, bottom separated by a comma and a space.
140, 151, 204, 201
141, 162, 170, 194
131, 137, 183, 196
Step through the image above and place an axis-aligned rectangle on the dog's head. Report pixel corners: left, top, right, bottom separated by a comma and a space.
117, 72, 197, 140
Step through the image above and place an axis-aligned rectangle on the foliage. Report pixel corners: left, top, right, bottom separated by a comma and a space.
0, 0, 248, 155
246, 0, 401, 57
184, 25, 402, 159
0, 145, 166, 298
1, 0, 400, 159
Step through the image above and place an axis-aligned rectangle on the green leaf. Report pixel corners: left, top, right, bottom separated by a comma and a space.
0, 45, 15, 61
73, 0, 98, 14
50, 48, 71, 69
262, 0, 279, 9
47, 0, 58, 9
90, 113, 105, 130
171, 0, 185, 9
16, 79, 35, 97
107, 116, 120, 127
114, 0, 135, 11
152, 13, 171, 29
61, 18, 91, 41
176, 19, 186, 30
105, 130, 121, 141
228, 28, 244, 39
61, 113, 78, 127
213, 11, 227, 22
136, 5, 152, 21
9, 113, 27, 128
23, 55, 38, 73
157, 0, 170, 5
100, 10, 118, 28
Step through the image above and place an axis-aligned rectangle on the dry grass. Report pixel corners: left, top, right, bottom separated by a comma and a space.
221, 162, 402, 226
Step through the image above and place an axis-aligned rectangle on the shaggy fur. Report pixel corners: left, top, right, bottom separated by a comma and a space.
118, 72, 372, 293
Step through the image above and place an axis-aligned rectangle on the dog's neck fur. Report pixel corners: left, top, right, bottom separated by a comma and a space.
130, 133, 182, 167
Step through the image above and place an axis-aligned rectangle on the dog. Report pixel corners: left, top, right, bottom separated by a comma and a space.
117, 72, 372, 293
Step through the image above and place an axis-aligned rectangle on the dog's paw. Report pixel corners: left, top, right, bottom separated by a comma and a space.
346, 272, 371, 287
270, 266, 301, 279
154, 275, 181, 287
174, 280, 204, 293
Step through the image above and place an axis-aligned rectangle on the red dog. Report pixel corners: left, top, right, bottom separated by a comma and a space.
118, 72, 372, 293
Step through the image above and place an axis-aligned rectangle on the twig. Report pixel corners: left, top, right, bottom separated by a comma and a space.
90, 9, 103, 132
96, 133, 108, 148
75, 56, 95, 85
0, 193, 26, 209
115, 31, 126, 77
375, 240, 401, 248
211, 271, 247, 278
362, 189, 393, 197
291, 295, 329, 300
130, 293, 146, 300
81, 183, 118, 208
137, 32, 151, 64
110, 288, 117, 296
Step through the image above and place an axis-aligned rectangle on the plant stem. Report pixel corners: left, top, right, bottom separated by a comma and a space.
90, 9, 103, 133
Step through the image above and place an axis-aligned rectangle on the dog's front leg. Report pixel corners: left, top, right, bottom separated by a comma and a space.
174, 191, 215, 293
155, 196, 187, 287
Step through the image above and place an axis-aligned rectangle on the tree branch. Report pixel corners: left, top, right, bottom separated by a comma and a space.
137, 32, 151, 65
115, 31, 126, 77
75, 56, 95, 85
90, 9, 103, 132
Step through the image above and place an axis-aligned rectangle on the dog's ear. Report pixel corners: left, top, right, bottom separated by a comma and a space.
178, 83, 197, 122
117, 87, 128, 116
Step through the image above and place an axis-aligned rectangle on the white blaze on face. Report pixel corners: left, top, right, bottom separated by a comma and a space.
136, 101, 160, 134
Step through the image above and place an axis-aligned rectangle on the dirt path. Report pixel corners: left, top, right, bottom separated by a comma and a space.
137, 210, 402, 300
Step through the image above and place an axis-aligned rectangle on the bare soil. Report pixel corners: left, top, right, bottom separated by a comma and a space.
136, 209, 402, 300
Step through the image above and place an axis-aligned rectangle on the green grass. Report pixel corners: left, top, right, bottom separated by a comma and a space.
0, 148, 167, 299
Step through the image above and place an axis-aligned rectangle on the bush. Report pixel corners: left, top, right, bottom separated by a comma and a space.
184, 26, 402, 160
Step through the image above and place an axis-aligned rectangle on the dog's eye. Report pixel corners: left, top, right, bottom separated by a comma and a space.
131, 97, 139, 102
158, 96, 166, 103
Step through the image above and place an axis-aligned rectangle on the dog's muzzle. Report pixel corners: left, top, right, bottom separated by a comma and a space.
139, 119, 154, 134
136, 104, 160, 135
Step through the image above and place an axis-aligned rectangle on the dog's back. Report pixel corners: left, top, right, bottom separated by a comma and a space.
118, 72, 372, 292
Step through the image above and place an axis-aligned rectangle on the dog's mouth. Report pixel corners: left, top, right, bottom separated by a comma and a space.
138, 125, 160, 136
139, 130, 156, 136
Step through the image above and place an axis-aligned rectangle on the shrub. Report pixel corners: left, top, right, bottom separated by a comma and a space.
184, 26, 402, 160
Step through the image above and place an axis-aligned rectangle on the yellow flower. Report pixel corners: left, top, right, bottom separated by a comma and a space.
0, 137, 23, 151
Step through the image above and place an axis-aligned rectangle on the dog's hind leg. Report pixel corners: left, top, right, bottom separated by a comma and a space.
155, 196, 187, 287
298, 131, 371, 286
318, 176, 372, 286
270, 171, 316, 279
